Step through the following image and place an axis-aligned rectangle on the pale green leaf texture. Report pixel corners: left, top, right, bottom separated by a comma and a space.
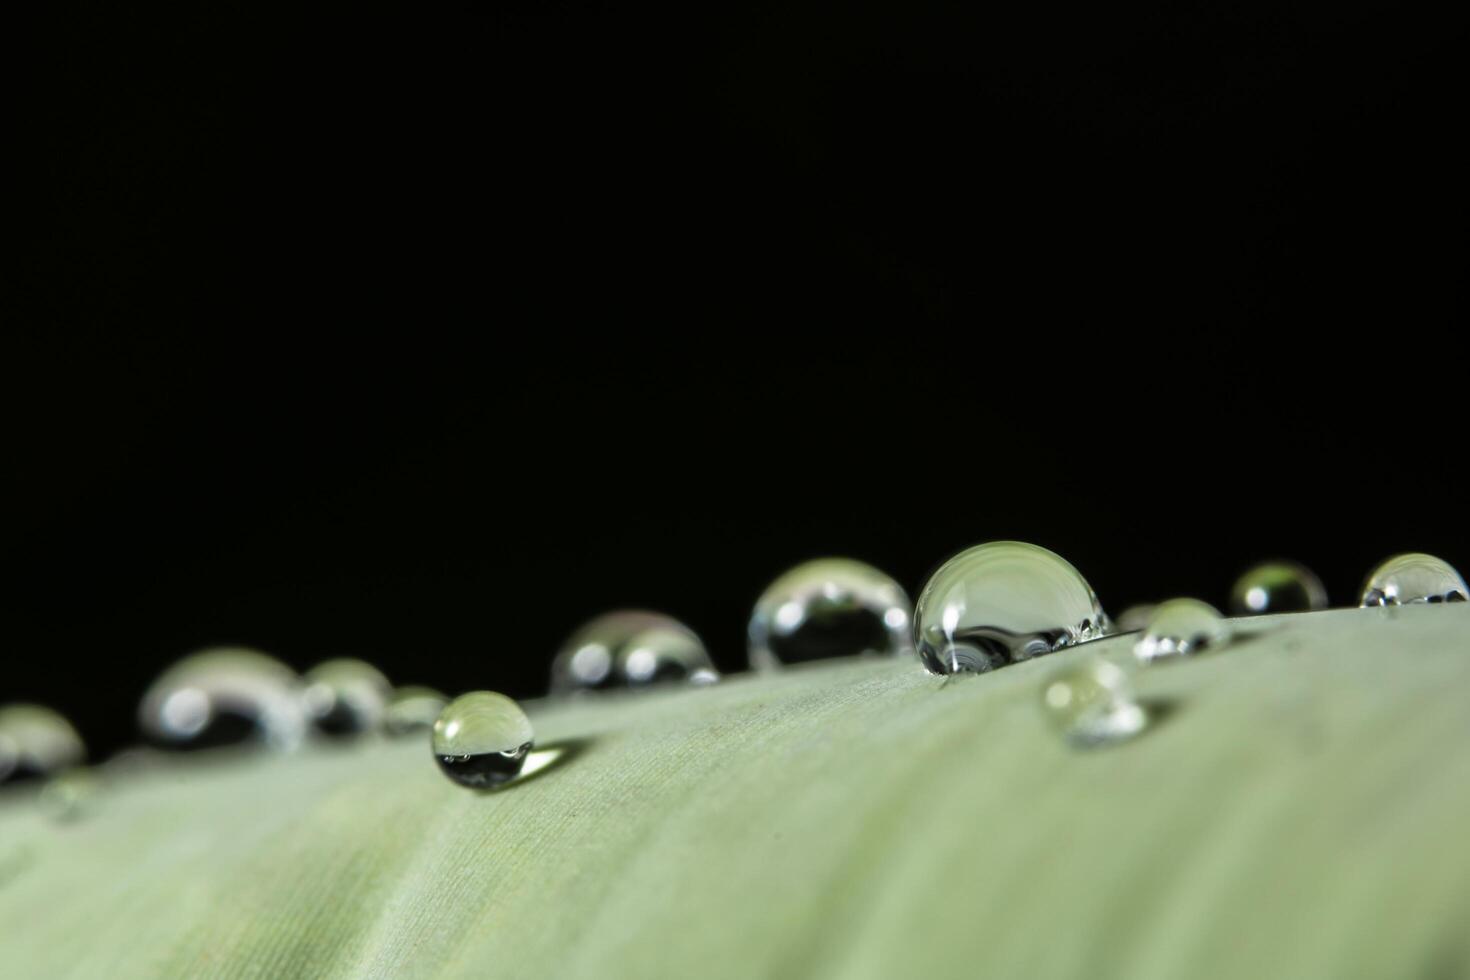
4, 607, 1470, 979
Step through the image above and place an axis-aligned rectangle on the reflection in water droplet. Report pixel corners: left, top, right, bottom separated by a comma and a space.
1115, 604, 1157, 633
747, 558, 913, 669
1040, 658, 1148, 747
384, 686, 449, 737
40, 768, 100, 823
0, 704, 86, 784
621, 628, 720, 687
303, 659, 392, 736
1360, 553, 1469, 606
1134, 598, 1231, 663
432, 692, 534, 788
1230, 560, 1328, 615
138, 648, 308, 751
550, 612, 716, 693
914, 541, 1109, 675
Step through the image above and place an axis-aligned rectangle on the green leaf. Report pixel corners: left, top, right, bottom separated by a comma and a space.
4, 606, 1469, 978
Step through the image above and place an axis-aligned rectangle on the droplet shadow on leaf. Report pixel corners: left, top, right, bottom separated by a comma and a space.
474, 737, 592, 794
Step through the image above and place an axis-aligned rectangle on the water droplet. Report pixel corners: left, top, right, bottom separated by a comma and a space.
432, 692, 534, 788
1040, 658, 1148, 747
384, 686, 449, 737
914, 541, 1109, 675
138, 647, 308, 751
1360, 553, 1469, 606
0, 704, 86, 784
550, 612, 716, 693
747, 558, 913, 669
302, 659, 392, 736
39, 768, 100, 823
1114, 604, 1158, 633
621, 628, 720, 687
1230, 560, 1328, 615
1134, 598, 1231, 663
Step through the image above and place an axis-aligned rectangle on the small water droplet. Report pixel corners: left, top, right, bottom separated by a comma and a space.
550, 612, 716, 693
914, 541, 1109, 675
384, 686, 449, 737
0, 704, 86, 784
39, 768, 100, 823
302, 659, 392, 736
138, 648, 308, 751
432, 692, 534, 788
1229, 560, 1327, 615
1134, 598, 1231, 663
1360, 553, 1469, 606
1040, 658, 1148, 747
747, 558, 913, 669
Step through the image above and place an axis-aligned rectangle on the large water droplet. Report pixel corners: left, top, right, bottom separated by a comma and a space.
303, 659, 392, 736
550, 612, 716, 693
747, 558, 913, 669
1230, 560, 1328, 615
385, 686, 449, 737
1360, 553, 1469, 606
1134, 598, 1231, 663
432, 692, 534, 788
138, 648, 308, 751
914, 541, 1109, 675
0, 704, 86, 784
1040, 658, 1148, 747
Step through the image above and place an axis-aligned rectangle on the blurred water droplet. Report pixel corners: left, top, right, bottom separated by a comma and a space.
747, 558, 913, 669
303, 659, 392, 736
1134, 598, 1231, 663
1115, 604, 1157, 633
550, 612, 716, 693
432, 692, 533, 788
138, 648, 307, 751
621, 628, 720, 687
0, 704, 86, 783
1040, 658, 1148, 747
384, 686, 449, 737
40, 768, 100, 823
915, 541, 1109, 675
1360, 553, 1469, 606
1230, 560, 1328, 615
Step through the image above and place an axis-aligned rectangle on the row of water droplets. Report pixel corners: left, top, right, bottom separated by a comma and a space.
1, 549, 1464, 804
1043, 551, 1465, 747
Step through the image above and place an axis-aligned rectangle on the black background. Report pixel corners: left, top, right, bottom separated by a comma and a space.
8, 0, 1464, 759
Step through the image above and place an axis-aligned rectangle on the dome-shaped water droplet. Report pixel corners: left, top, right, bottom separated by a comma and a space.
1040, 658, 1148, 747
1133, 598, 1231, 663
1230, 560, 1327, 615
1360, 553, 1469, 606
621, 627, 720, 687
302, 659, 392, 736
0, 704, 86, 784
747, 558, 913, 669
138, 647, 308, 751
432, 691, 534, 788
914, 541, 1109, 675
550, 612, 715, 693
384, 686, 448, 737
